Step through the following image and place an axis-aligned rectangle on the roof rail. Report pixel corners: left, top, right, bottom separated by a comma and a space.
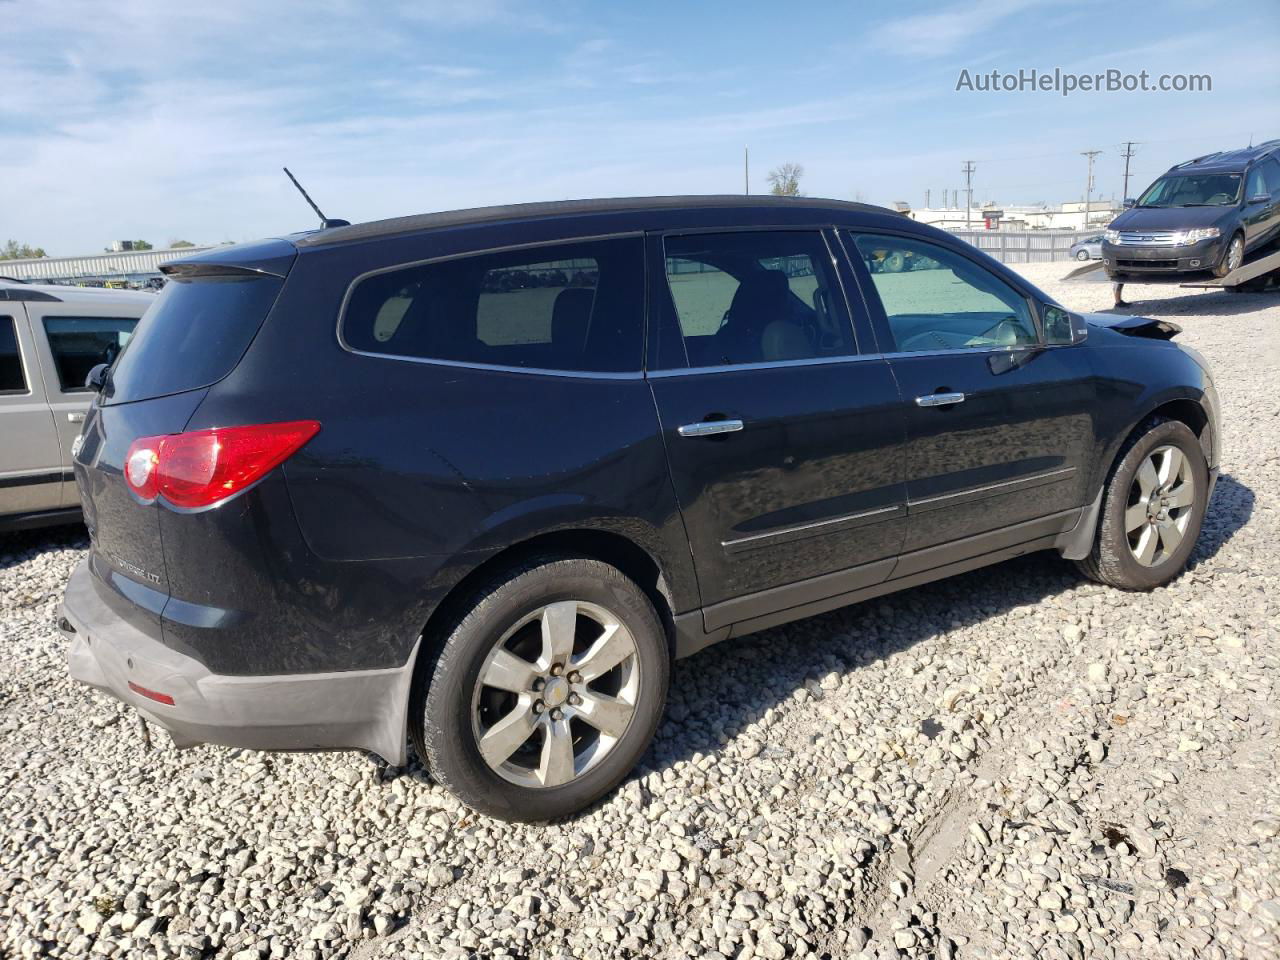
1174, 152, 1222, 169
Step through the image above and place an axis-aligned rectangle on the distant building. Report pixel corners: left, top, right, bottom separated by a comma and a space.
0, 245, 218, 283
907, 201, 1120, 232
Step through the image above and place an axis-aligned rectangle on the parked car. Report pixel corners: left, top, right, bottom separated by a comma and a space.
1103, 139, 1280, 280
60, 196, 1220, 822
1070, 235, 1104, 261
1, 281, 150, 531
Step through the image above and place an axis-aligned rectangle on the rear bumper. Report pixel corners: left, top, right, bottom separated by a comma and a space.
60, 558, 418, 765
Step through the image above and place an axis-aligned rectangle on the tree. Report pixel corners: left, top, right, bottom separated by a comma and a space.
168, 239, 196, 248
1, 239, 47, 260
133, 240, 154, 251
767, 162, 804, 197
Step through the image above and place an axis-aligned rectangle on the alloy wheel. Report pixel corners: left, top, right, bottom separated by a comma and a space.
1227, 236, 1244, 273
470, 600, 641, 788
1125, 444, 1196, 567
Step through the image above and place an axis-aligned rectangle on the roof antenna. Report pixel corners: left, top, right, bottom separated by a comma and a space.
283, 167, 350, 229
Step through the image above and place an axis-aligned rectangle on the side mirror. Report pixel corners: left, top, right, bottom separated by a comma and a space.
1248, 193, 1271, 204
1043, 305, 1087, 346
1123, 198, 1136, 209
85, 363, 109, 392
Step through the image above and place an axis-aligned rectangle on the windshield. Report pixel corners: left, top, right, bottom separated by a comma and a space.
1137, 173, 1242, 207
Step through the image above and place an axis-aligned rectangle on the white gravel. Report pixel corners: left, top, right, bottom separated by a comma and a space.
1, 262, 1277, 959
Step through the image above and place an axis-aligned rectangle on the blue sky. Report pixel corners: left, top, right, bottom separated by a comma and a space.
2, 0, 1277, 255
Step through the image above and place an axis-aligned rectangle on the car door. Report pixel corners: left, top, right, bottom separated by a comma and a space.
0, 308, 65, 517
646, 229, 909, 631
841, 230, 1097, 570
1250, 158, 1280, 246
23, 303, 140, 506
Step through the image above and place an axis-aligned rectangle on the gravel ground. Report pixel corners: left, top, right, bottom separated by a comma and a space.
1, 262, 1277, 960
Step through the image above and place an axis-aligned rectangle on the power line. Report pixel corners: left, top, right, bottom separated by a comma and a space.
1120, 141, 1140, 202
1081, 150, 1102, 227
961, 161, 976, 227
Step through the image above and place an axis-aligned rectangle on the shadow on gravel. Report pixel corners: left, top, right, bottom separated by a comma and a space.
0, 524, 88, 572
637, 472, 1255, 792
1099, 289, 1278, 317
1190, 472, 1253, 569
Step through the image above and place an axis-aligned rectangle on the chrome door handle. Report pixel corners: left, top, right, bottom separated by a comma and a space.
67, 412, 86, 423
678, 419, 744, 438
915, 392, 966, 407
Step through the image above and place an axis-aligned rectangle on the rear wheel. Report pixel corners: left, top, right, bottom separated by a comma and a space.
412, 556, 669, 821
1076, 418, 1208, 590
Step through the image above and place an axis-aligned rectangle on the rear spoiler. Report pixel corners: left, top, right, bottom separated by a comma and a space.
1084, 312, 1181, 340
160, 237, 297, 280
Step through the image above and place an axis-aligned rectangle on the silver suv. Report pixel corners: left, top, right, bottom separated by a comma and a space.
0, 280, 151, 531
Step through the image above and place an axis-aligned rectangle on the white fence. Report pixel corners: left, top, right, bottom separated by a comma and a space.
947, 230, 1097, 264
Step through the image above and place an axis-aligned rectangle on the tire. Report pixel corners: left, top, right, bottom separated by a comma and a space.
411, 556, 669, 821
1076, 249, 1090, 261
1213, 233, 1244, 278
1075, 418, 1208, 590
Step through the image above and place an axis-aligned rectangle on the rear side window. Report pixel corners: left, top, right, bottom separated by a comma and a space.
0, 317, 25, 393
42, 316, 138, 392
342, 237, 644, 373
107, 274, 283, 403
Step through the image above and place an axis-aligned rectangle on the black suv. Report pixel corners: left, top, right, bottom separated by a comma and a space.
1103, 139, 1280, 280
60, 197, 1220, 821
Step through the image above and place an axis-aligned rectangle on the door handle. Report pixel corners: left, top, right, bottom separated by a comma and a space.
915, 392, 966, 407
67, 412, 86, 423
678, 419, 744, 438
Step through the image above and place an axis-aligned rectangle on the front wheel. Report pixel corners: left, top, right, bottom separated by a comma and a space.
412, 556, 669, 821
1214, 233, 1244, 278
1076, 249, 1090, 261
1075, 418, 1208, 590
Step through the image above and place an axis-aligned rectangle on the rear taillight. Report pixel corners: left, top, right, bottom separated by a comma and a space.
124, 420, 320, 509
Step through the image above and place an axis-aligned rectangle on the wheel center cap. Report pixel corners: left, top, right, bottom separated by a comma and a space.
543, 677, 569, 708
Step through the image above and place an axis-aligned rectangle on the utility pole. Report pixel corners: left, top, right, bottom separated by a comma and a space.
961, 161, 976, 228
744, 146, 749, 195
925, 189, 931, 208
1120, 141, 1138, 201
1081, 150, 1102, 229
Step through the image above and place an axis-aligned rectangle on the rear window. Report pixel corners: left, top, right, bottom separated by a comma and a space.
106, 274, 283, 403
341, 237, 644, 373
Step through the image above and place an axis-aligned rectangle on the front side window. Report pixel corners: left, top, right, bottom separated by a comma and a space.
1246, 164, 1270, 200
42, 316, 138, 392
343, 237, 644, 373
660, 231, 854, 368
847, 233, 1038, 353
1137, 173, 1242, 207
0, 317, 26, 393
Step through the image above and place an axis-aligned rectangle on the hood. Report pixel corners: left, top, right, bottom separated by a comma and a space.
1109, 205, 1235, 231
1082, 311, 1181, 340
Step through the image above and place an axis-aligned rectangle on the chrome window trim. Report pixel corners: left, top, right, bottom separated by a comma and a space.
645, 352, 887, 379
334, 231, 647, 378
